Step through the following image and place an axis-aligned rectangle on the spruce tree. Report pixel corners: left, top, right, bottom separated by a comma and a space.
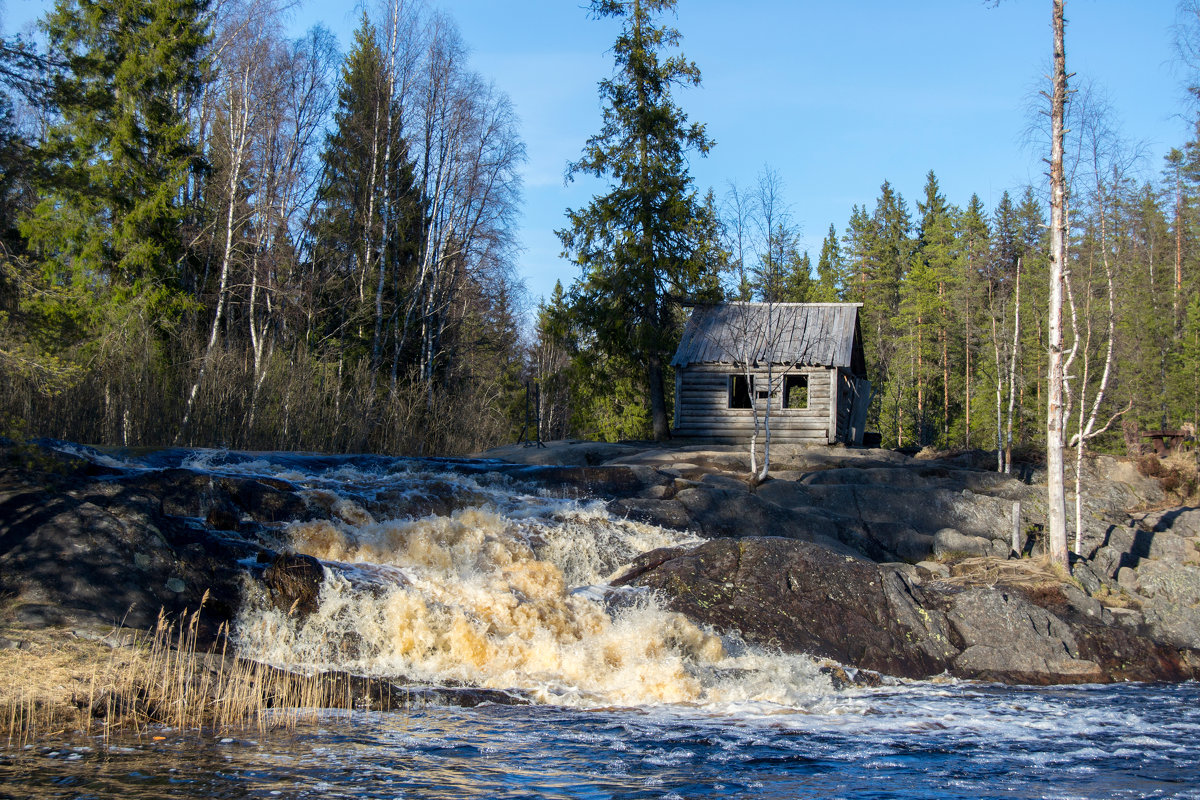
957, 194, 990, 447
906, 170, 958, 445
813, 223, 843, 302
558, 0, 716, 441
310, 15, 422, 371
24, 0, 209, 304
863, 181, 912, 446
782, 250, 813, 303
1015, 187, 1048, 444
842, 205, 873, 304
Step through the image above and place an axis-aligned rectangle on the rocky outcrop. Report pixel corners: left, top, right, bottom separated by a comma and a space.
6, 438, 1199, 688
613, 538, 957, 677
604, 457, 1041, 562
0, 444, 307, 635
1083, 504, 1200, 651
614, 537, 1200, 684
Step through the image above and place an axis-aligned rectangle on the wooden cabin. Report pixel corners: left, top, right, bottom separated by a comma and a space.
670, 302, 871, 445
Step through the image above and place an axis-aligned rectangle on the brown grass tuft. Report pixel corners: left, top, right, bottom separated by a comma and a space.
1137, 452, 1200, 503
943, 555, 1069, 591
2, 600, 360, 748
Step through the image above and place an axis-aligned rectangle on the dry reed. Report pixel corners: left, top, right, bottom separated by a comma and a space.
2, 595, 360, 748
943, 555, 1071, 590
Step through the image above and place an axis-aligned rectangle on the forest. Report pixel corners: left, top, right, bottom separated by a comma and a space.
1, 0, 525, 455
1, 0, 1198, 462
539, 1, 1200, 469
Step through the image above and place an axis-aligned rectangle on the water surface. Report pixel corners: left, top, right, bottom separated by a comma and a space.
5, 682, 1199, 799
10, 445, 1197, 798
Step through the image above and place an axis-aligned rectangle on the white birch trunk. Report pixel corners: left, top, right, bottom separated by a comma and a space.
1046, 0, 1070, 566
178, 61, 253, 442
1005, 259, 1021, 474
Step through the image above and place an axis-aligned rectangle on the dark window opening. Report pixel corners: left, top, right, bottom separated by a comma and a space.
729, 375, 752, 409
783, 375, 809, 409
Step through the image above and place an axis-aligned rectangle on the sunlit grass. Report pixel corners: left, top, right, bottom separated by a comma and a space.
1, 593, 369, 748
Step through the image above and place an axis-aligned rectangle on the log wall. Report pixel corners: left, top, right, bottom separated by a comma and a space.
673, 365, 837, 444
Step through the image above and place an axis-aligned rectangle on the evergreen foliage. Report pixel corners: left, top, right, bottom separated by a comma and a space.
26, 0, 208, 298
1, 0, 526, 455
558, 0, 720, 441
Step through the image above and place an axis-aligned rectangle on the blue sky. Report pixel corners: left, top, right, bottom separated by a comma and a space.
403, 1, 1186, 308
6, 0, 1188, 309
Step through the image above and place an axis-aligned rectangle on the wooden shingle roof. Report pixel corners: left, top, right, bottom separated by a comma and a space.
671, 302, 866, 375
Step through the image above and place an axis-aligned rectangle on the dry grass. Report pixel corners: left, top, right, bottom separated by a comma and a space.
1136, 451, 1200, 504
942, 555, 1070, 591
1092, 583, 1140, 609
1, 597, 361, 748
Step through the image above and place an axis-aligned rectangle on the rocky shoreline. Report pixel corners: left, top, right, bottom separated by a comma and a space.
1, 437, 1198, 723
487, 440, 1200, 684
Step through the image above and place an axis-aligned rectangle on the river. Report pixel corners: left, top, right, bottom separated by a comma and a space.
3, 446, 1198, 798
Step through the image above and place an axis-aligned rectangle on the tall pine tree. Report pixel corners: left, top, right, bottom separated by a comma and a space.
558, 0, 716, 441
812, 223, 843, 302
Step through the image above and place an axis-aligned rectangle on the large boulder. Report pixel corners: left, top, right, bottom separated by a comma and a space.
614, 536, 1200, 684
0, 445, 308, 637
0, 485, 257, 632
933, 528, 997, 559
945, 588, 1103, 683
613, 537, 956, 679
261, 552, 328, 617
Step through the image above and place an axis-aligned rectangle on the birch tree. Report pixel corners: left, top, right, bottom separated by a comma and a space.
1046, 0, 1070, 566
1064, 83, 1136, 554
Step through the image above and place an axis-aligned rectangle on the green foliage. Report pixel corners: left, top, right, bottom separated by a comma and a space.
812, 224, 843, 302
25, 0, 208, 299
1, 1, 526, 455
309, 14, 424, 371
558, 0, 719, 440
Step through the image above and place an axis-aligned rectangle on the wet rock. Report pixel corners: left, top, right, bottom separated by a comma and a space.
205, 501, 241, 531
262, 553, 327, 617
368, 481, 489, 519
819, 663, 886, 689
124, 468, 314, 526
616, 536, 1200, 685
614, 537, 954, 679
218, 476, 309, 524
505, 464, 671, 499
607, 498, 692, 531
